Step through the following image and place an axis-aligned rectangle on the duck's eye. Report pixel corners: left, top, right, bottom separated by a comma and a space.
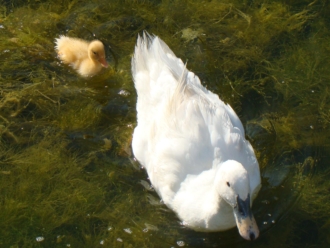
93, 51, 97, 55
226, 182, 230, 187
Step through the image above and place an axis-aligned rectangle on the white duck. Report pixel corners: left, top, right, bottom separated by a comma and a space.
55, 35, 108, 77
131, 32, 261, 241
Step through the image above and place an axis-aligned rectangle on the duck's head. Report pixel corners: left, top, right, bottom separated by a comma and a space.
88, 40, 109, 68
216, 160, 259, 241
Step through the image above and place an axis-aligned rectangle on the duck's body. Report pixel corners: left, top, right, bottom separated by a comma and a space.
55, 36, 108, 77
131, 33, 261, 240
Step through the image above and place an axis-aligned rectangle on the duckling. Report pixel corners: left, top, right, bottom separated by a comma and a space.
55, 35, 108, 77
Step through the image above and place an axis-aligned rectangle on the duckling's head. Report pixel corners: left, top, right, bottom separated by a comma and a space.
88, 40, 108, 68
216, 160, 260, 241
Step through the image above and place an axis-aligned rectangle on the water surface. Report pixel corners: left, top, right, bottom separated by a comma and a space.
0, 0, 329, 247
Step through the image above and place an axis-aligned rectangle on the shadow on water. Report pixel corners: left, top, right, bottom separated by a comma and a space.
1, 0, 330, 247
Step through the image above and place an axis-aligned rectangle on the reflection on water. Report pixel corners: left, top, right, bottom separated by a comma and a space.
0, 0, 329, 247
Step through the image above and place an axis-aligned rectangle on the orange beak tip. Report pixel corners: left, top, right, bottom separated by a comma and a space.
99, 57, 108, 68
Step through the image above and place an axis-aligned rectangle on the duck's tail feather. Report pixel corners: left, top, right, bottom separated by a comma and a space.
132, 31, 186, 92
132, 31, 219, 129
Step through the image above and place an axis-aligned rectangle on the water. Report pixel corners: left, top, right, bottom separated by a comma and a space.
0, 0, 329, 247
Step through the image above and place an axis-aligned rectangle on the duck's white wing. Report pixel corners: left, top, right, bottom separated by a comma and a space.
132, 32, 188, 168
132, 32, 260, 200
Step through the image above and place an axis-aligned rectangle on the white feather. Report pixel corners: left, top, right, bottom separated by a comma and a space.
131, 32, 261, 237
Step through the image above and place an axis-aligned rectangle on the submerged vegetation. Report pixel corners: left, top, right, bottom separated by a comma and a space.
0, 0, 330, 247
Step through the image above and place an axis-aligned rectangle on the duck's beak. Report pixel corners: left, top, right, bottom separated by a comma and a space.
233, 194, 259, 241
99, 57, 108, 68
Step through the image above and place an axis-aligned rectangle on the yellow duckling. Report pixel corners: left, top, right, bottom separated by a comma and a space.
55, 35, 108, 77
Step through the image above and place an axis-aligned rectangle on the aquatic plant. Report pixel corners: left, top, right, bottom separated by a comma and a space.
0, 0, 330, 247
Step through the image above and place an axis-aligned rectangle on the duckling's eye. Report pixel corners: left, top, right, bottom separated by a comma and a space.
93, 51, 97, 55
226, 182, 230, 187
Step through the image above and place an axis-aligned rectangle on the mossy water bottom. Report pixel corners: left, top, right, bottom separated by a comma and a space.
0, 0, 330, 247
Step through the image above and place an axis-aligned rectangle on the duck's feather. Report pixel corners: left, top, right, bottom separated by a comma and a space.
132, 32, 260, 231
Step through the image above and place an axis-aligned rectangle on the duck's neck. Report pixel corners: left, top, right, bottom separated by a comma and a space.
169, 168, 235, 231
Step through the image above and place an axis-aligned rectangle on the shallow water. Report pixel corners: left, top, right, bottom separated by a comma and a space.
0, 0, 330, 247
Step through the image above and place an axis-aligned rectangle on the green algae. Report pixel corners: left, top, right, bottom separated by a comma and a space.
0, 0, 330, 247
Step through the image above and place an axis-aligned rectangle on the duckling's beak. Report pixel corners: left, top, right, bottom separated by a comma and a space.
233, 194, 259, 241
99, 57, 108, 68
